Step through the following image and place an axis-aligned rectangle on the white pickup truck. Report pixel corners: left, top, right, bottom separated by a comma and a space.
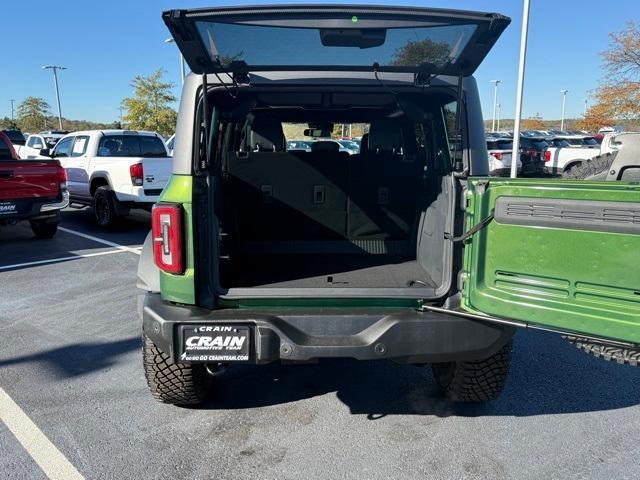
15, 131, 66, 159
41, 130, 171, 227
544, 135, 600, 176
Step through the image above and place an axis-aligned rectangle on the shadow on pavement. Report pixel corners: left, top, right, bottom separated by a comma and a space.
0, 337, 140, 378
199, 330, 640, 417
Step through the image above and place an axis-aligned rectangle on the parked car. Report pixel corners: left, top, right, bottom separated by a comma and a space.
555, 135, 600, 148
564, 132, 640, 182
286, 139, 312, 151
138, 4, 640, 407
41, 130, 171, 227
1, 129, 26, 147
337, 139, 360, 154
486, 136, 520, 176
0, 131, 68, 238
15, 132, 66, 159
518, 136, 549, 176
544, 136, 600, 176
313, 138, 355, 154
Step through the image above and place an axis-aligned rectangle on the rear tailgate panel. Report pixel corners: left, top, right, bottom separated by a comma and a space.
0, 160, 60, 201
142, 157, 172, 192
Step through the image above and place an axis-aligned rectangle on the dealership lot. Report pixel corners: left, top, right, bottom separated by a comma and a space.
0, 209, 639, 480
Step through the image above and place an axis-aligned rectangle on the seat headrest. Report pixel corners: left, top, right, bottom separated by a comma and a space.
311, 140, 340, 153
359, 133, 369, 155
368, 119, 403, 154
249, 117, 285, 151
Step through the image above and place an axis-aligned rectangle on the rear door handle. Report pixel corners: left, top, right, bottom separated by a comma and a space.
0, 170, 14, 178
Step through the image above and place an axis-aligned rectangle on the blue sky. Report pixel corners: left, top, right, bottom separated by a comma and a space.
1, 0, 637, 123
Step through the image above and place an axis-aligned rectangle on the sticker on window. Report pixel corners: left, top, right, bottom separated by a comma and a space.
73, 138, 87, 154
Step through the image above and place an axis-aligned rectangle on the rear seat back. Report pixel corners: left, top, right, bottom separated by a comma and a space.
347, 119, 422, 240
228, 118, 348, 241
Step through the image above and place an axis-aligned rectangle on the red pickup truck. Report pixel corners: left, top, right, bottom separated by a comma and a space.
0, 131, 69, 238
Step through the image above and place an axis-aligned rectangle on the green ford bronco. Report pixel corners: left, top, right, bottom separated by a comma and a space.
137, 5, 640, 406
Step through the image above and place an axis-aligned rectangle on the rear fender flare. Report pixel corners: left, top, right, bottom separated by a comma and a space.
562, 160, 587, 173
89, 172, 113, 196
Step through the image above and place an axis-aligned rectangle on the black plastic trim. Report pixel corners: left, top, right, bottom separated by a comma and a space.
494, 196, 640, 235
141, 292, 514, 364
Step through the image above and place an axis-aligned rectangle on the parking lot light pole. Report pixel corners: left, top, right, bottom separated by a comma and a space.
165, 38, 185, 85
490, 79, 502, 132
583, 98, 588, 116
42, 65, 66, 130
510, 0, 531, 179
10, 99, 15, 121
560, 89, 569, 130
497, 103, 501, 131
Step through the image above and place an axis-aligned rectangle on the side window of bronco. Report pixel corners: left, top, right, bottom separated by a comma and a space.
442, 101, 462, 167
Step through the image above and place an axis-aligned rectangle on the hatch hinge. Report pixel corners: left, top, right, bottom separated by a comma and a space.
413, 62, 438, 87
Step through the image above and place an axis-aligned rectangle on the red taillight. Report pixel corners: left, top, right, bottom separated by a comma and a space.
56, 165, 67, 190
544, 150, 551, 162
130, 162, 144, 186
152, 204, 184, 274
490, 152, 503, 160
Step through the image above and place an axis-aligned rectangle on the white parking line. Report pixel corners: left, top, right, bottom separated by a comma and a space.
0, 387, 85, 480
0, 249, 130, 271
59, 227, 142, 255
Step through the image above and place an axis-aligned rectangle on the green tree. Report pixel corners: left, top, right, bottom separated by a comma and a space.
16, 97, 51, 132
583, 21, 640, 130
391, 39, 450, 66
121, 69, 177, 137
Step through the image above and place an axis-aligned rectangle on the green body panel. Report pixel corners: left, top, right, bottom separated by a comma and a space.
158, 175, 196, 304
462, 178, 640, 344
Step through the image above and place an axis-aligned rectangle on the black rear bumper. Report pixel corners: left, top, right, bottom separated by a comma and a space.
141, 293, 515, 364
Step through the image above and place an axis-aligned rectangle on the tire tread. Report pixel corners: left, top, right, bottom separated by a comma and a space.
432, 342, 512, 402
142, 335, 211, 405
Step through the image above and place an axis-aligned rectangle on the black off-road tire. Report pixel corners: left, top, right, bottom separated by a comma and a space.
562, 152, 617, 181
143, 334, 212, 405
564, 336, 640, 366
30, 219, 58, 239
93, 186, 120, 228
431, 341, 512, 402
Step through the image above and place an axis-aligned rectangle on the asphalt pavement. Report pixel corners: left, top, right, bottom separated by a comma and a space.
1, 207, 639, 480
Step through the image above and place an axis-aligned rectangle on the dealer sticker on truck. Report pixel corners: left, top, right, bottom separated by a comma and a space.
180, 325, 250, 362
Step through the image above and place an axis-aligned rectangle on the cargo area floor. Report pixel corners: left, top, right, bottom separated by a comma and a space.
228, 254, 434, 289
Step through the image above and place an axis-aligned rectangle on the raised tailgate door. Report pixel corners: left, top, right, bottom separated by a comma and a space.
462, 178, 640, 344
162, 5, 509, 76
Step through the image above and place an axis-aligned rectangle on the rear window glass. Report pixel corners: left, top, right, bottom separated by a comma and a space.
487, 140, 513, 150
0, 138, 13, 159
196, 21, 477, 69
283, 123, 368, 153
583, 137, 598, 145
98, 135, 167, 157
3, 130, 25, 146
520, 138, 548, 150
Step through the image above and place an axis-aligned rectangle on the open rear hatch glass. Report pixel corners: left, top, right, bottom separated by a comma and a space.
162, 5, 509, 76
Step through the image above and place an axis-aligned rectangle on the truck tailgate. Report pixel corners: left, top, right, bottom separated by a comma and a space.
142, 157, 172, 194
0, 160, 60, 201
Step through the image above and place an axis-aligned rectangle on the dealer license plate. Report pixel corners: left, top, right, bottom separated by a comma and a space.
179, 325, 250, 362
